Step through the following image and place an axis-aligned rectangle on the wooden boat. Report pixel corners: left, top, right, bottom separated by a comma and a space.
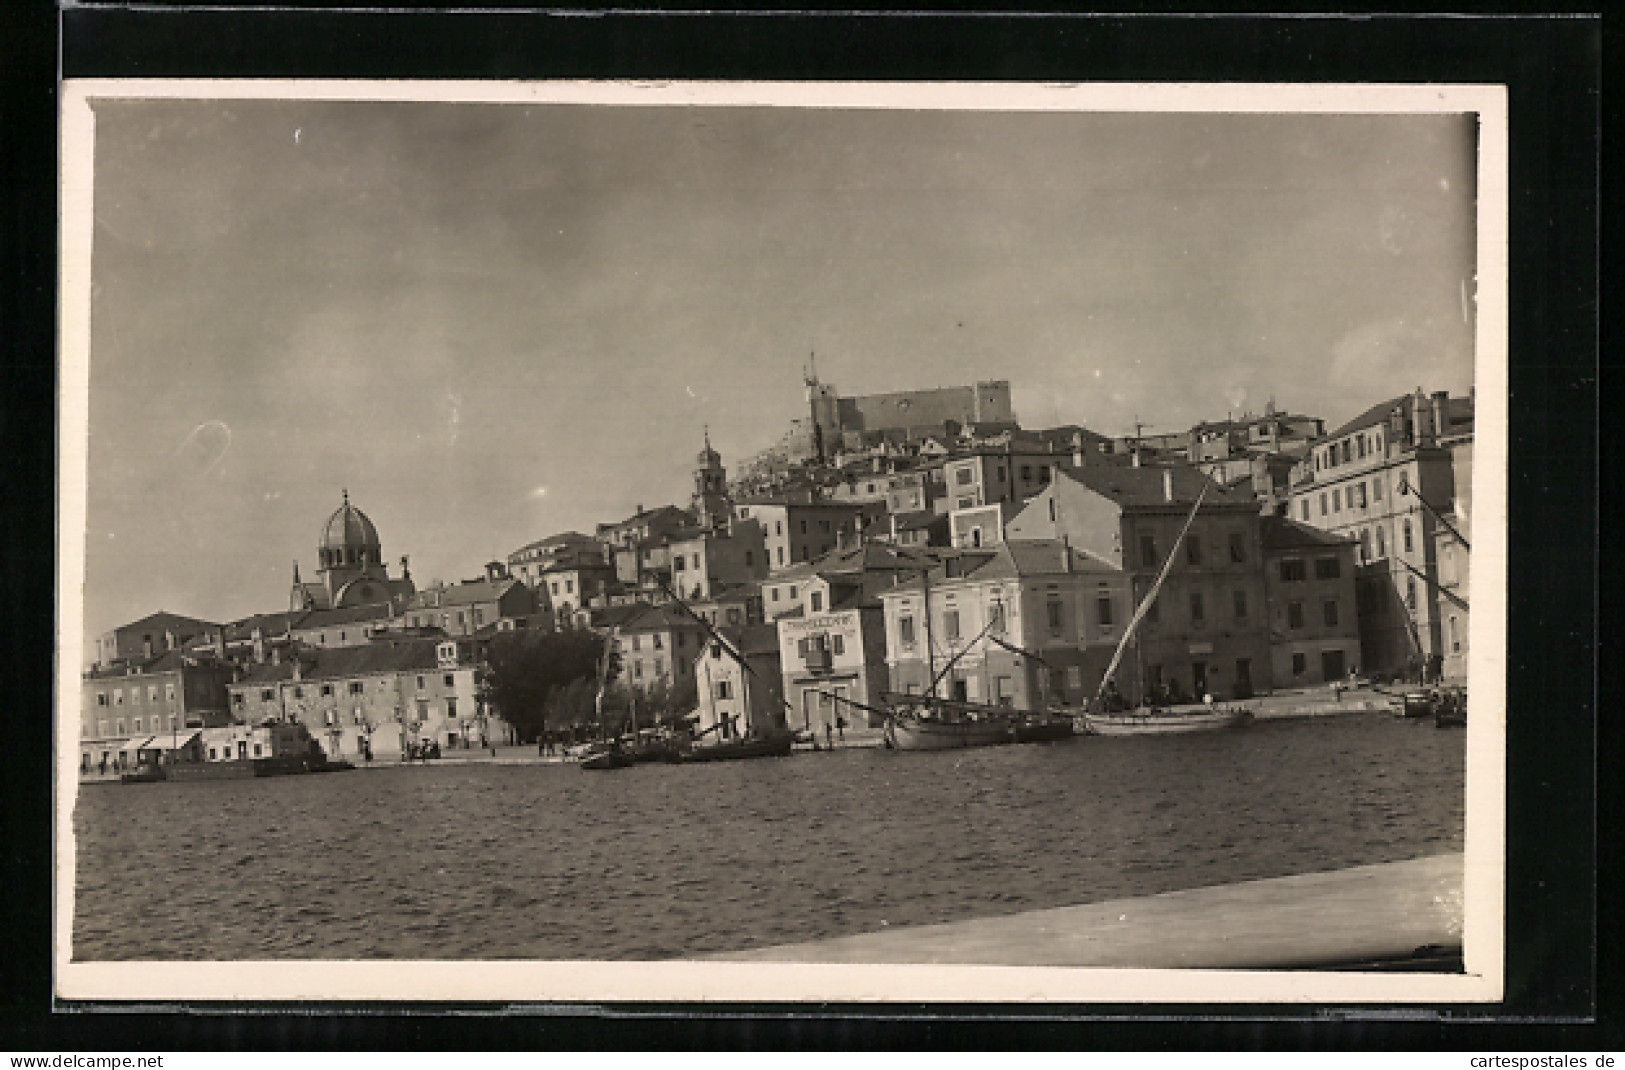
1008, 715, 1078, 743
882, 695, 1015, 751
579, 744, 635, 771
1080, 703, 1252, 737
677, 731, 795, 763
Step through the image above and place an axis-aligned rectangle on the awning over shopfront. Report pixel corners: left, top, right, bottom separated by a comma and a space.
118, 736, 155, 755
135, 730, 202, 752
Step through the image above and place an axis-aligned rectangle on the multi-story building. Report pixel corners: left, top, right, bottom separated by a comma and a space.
507, 531, 603, 588
1259, 517, 1363, 687
289, 602, 398, 649
731, 498, 873, 573
825, 465, 935, 515
868, 509, 949, 549
227, 637, 496, 761
1285, 388, 1472, 677
691, 624, 785, 740
877, 539, 1131, 711
759, 539, 941, 623
1435, 430, 1473, 683
948, 501, 1018, 550
1005, 464, 1274, 702
79, 649, 236, 775
778, 598, 891, 734
604, 603, 709, 699
664, 519, 768, 602
395, 569, 537, 638
93, 610, 219, 668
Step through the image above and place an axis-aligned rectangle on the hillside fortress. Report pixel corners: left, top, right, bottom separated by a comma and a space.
738, 366, 1016, 485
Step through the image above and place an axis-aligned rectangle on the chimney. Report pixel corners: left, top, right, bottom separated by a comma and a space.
143, 639, 153, 658
1072, 432, 1085, 467
165, 629, 176, 651
1431, 391, 1449, 442
1061, 534, 1072, 573
251, 627, 265, 664
1131, 448, 1143, 468
271, 646, 281, 666
1163, 467, 1175, 503
1411, 389, 1432, 446
292, 658, 302, 682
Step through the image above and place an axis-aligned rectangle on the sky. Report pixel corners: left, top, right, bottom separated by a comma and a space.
74, 92, 1479, 655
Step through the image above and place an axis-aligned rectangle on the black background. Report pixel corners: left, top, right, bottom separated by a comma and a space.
1, 2, 1608, 1051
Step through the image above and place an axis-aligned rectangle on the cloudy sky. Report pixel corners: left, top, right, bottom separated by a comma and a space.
73, 91, 1478, 653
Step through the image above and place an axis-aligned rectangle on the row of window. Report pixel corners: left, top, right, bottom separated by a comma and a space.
1284, 599, 1342, 629
1277, 556, 1342, 582
1315, 429, 1384, 471
1138, 532, 1249, 570
94, 683, 177, 706
233, 673, 459, 706
89, 714, 179, 737
1303, 474, 1386, 520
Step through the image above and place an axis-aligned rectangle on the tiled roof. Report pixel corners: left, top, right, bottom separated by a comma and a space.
291, 603, 395, 630
1259, 516, 1357, 552
106, 610, 220, 635
222, 611, 309, 640
885, 539, 1120, 593
232, 638, 447, 685
407, 578, 521, 609
510, 531, 594, 557
1065, 464, 1251, 509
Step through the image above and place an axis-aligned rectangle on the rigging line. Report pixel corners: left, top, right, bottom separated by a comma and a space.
1093, 470, 1214, 710
984, 631, 1051, 669
927, 612, 1003, 695
1391, 554, 1470, 613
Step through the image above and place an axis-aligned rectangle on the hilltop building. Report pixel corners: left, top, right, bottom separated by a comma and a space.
289, 491, 416, 613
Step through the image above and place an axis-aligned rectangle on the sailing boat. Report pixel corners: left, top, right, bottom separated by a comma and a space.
579, 629, 636, 770
882, 561, 1024, 751
1079, 472, 1253, 737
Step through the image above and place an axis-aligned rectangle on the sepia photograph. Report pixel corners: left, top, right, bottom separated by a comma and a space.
55, 80, 1507, 1004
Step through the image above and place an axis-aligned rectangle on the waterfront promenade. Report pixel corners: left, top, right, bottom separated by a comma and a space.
716, 852, 1464, 969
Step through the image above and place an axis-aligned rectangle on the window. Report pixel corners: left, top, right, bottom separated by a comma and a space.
1049, 498, 1057, 522
1233, 590, 1248, 620
1315, 556, 1341, 580
944, 611, 961, 640
1373, 478, 1383, 502
674, 556, 686, 572
293, 686, 304, 700
1358, 530, 1371, 563
115, 719, 125, 735
770, 588, 780, 602
810, 591, 823, 612
800, 520, 808, 535
1287, 601, 1305, 629
1292, 652, 1307, 676
1039, 466, 1051, 483
956, 468, 973, 485
631, 636, 641, 652
260, 688, 275, 701
714, 680, 732, 700
1355, 482, 1368, 509
1323, 600, 1340, 627
990, 602, 1007, 634
114, 690, 123, 706
633, 661, 643, 680
133, 717, 143, 733
96, 692, 108, 707
1319, 493, 1328, 517
899, 616, 915, 646
349, 681, 364, 696
1229, 533, 1246, 563
417, 675, 426, 690
1046, 601, 1063, 631
1332, 488, 1341, 512
744, 551, 754, 567
1403, 520, 1414, 553
775, 520, 783, 536
444, 674, 455, 687
653, 634, 663, 650
831, 634, 845, 656
790, 586, 799, 600
1357, 435, 1367, 459
1450, 615, 1461, 653
1376, 526, 1387, 558
1279, 559, 1306, 582
1186, 536, 1202, 565
1341, 440, 1352, 464
1020, 465, 1031, 481
1406, 577, 1417, 611
1097, 597, 1114, 628
321, 684, 333, 697
776, 547, 785, 566
1189, 592, 1205, 625
1301, 500, 1310, 521
1139, 534, 1158, 569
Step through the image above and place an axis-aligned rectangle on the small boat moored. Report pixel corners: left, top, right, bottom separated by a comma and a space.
1080, 703, 1253, 737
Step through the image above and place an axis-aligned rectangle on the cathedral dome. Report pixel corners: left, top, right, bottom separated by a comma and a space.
320, 491, 381, 553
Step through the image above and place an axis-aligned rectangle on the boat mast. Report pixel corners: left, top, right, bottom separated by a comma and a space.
923, 566, 936, 698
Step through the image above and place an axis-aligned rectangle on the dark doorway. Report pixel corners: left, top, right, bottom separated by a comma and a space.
1192, 661, 1209, 698
1321, 649, 1346, 681
1235, 658, 1253, 698
951, 678, 969, 702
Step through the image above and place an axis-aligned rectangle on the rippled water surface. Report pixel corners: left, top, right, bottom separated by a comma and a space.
72, 713, 1464, 960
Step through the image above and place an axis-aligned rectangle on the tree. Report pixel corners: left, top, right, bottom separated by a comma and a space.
477, 628, 609, 743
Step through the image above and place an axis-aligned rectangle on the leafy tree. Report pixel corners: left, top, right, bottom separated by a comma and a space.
477, 628, 609, 743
